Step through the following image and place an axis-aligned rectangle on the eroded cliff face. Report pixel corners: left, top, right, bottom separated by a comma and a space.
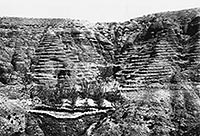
0, 8, 200, 136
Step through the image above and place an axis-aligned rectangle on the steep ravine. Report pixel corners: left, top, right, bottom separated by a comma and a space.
0, 8, 200, 136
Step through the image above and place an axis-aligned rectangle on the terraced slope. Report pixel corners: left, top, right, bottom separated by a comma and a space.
0, 8, 200, 136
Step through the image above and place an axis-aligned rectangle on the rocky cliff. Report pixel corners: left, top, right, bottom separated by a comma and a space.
0, 8, 200, 136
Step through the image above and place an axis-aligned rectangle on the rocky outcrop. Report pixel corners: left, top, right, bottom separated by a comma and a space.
0, 8, 200, 136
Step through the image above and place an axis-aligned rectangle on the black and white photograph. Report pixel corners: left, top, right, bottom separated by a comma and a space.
0, 0, 200, 135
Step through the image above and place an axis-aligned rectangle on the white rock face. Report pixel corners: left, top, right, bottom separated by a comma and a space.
75, 97, 97, 107
102, 99, 112, 107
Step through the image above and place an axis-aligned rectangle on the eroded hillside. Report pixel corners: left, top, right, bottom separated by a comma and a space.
0, 8, 200, 136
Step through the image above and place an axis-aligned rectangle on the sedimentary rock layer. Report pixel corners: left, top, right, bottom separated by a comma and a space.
0, 8, 200, 136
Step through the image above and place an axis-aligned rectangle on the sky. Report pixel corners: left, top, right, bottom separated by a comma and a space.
0, 0, 199, 22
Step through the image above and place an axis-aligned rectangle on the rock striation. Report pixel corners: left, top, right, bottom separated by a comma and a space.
0, 8, 200, 136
